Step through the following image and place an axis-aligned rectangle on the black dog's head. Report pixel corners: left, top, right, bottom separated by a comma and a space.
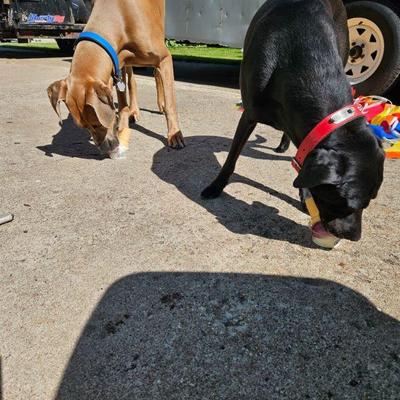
293, 124, 384, 241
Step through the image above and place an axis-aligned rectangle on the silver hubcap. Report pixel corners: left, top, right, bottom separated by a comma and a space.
345, 17, 385, 85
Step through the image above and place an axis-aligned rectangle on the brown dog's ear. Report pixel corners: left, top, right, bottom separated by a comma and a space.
85, 81, 115, 128
47, 79, 68, 122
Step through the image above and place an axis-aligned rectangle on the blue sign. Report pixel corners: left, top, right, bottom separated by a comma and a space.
27, 14, 65, 24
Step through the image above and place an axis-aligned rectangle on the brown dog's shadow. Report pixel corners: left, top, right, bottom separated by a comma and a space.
135, 123, 314, 248
37, 115, 106, 160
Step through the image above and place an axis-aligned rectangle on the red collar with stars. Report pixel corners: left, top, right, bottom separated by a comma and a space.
292, 104, 366, 173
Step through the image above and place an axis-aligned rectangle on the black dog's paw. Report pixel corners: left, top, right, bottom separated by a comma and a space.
274, 145, 288, 153
201, 184, 223, 199
274, 134, 290, 153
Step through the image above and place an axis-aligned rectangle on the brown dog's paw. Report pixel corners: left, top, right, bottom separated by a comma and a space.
167, 130, 185, 149
129, 109, 141, 122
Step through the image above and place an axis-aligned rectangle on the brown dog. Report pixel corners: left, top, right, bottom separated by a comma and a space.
47, 0, 184, 157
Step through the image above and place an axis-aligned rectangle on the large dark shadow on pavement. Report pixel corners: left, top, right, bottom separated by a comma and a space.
134, 60, 240, 89
0, 44, 70, 59
1, 45, 240, 87
135, 62, 400, 95
37, 115, 105, 160
136, 124, 312, 248
2, 44, 399, 95
56, 272, 400, 399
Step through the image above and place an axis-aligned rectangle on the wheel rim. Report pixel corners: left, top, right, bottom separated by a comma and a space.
345, 17, 385, 85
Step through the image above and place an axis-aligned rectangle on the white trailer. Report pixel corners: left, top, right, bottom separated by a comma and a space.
165, 0, 400, 95
165, 0, 264, 48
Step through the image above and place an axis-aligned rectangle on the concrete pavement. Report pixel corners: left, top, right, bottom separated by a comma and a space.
0, 52, 399, 399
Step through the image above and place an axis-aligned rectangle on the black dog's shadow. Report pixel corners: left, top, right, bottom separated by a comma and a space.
56, 272, 400, 399
37, 115, 105, 160
38, 113, 311, 247
135, 123, 313, 248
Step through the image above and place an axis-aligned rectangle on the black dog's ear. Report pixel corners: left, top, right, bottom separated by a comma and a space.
293, 149, 342, 188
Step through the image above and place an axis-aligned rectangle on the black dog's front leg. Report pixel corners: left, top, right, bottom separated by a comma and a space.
201, 112, 257, 199
274, 133, 290, 153
299, 189, 308, 213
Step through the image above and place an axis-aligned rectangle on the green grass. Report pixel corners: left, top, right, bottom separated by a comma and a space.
168, 44, 242, 64
0, 40, 242, 64
0, 41, 58, 49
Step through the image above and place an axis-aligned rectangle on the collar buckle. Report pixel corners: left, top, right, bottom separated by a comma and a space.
292, 102, 366, 175
328, 107, 355, 124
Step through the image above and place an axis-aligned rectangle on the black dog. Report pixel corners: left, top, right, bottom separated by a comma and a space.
202, 0, 384, 241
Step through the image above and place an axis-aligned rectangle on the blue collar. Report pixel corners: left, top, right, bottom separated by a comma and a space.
75, 31, 124, 89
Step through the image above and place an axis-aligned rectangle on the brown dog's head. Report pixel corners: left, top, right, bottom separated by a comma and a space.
47, 77, 119, 156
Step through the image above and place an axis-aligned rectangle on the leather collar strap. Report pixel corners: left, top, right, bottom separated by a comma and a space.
292, 104, 366, 172
75, 31, 125, 90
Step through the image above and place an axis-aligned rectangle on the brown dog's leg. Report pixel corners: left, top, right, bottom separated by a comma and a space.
156, 52, 184, 149
117, 67, 131, 132
127, 67, 141, 121
117, 68, 128, 110
154, 67, 165, 113
201, 112, 257, 199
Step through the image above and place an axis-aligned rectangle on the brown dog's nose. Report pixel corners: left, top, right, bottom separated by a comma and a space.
99, 135, 119, 155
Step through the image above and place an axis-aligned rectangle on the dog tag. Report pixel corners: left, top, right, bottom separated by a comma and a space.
116, 80, 126, 92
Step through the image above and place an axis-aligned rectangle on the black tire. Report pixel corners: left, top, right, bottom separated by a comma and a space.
346, 1, 400, 95
56, 39, 76, 55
